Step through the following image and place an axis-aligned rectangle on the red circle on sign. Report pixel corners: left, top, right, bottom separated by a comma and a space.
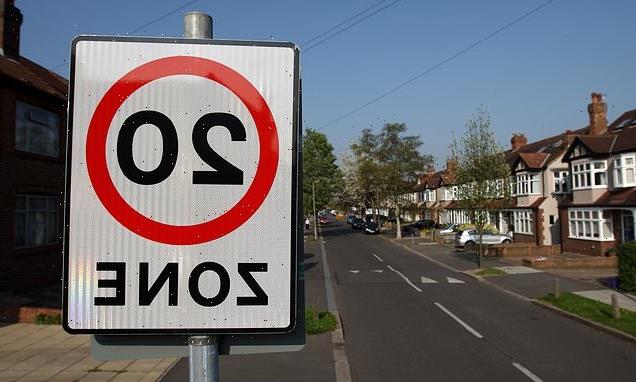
85, 56, 279, 245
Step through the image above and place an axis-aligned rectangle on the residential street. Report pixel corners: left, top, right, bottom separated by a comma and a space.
323, 222, 636, 381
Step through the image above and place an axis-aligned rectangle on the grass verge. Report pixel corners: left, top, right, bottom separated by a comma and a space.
541, 293, 636, 337
475, 267, 506, 277
305, 308, 337, 335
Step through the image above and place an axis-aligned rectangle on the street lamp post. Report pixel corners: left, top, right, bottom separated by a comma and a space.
312, 180, 318, 240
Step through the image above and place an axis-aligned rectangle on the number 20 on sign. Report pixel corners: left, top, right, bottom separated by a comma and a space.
64, 36, 300, 334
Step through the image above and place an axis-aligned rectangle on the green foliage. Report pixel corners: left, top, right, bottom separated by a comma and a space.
303, 129, 343, 215
457, 223, 498, 234
542, 293, 636, 337
618, 242, 636, 292
34, 313, 61, 325
450, 109, 512, 231
305, 308, 337, 335
349, 123, 433, 238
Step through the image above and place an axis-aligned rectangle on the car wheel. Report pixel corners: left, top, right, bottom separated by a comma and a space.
502, 239, 511, 244
465, 240, 475, 249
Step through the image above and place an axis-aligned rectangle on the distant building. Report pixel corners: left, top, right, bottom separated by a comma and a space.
0, 0, 68, 291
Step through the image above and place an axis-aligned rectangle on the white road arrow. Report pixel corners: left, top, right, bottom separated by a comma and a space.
421, 276, 438, 284
447, 277, 465, 284
372, 270, 384, 273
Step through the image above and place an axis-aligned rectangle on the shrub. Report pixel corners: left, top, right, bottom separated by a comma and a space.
34, 313, 61, 325
305, 308, 337, 335
619, 242, 636, 292
457, 223, 498, 234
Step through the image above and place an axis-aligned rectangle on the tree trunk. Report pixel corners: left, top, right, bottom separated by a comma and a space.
396, 205, 402, 239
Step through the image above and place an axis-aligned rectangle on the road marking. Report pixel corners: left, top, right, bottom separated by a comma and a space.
434, 302, 483, 339
421, 276, 438, 284
372, 254, 384, 262
447, 277, 465, 284
512, 362, 543, 382
349, 270, 360, 274
372, 270, 384, 273
387, 265, 422, 293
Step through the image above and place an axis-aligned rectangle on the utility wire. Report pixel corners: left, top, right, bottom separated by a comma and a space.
305, 0, 401, 52
318, 0, 557, 130
302, 0, 392, 47
50, 0, 199, 71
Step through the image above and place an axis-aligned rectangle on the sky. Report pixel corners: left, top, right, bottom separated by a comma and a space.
16, 0, 636, 168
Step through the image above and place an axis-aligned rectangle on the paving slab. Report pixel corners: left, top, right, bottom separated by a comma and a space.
495, 266, 544, 275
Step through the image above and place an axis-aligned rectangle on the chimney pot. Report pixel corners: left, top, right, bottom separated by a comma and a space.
511, 132, 527, 151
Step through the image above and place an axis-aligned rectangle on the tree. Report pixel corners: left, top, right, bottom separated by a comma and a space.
303, 128, 342, 216
375, 123, 433, 238
450, 109, 512, 268
349, 123, 432, 238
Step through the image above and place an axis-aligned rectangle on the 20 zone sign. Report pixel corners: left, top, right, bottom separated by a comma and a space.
64, 36, 299, 334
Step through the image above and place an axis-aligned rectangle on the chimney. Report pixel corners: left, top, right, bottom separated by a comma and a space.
587, 92, 607, 135
564, 129, 576, 146
511, 132, 527, 151
0, 0, 22, 58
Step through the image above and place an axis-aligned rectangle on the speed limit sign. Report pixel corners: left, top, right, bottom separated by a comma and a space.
63, 36, 300, 334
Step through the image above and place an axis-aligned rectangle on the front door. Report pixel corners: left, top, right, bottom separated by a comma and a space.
623, 211, 635, 243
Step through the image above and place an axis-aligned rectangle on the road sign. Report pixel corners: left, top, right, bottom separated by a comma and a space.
64, 36, 300, 334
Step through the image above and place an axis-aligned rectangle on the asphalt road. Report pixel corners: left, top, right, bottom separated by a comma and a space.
324, 222, 636, 381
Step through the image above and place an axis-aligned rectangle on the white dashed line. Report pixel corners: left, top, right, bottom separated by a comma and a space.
512, 362, 543, 382
421, 276, 438, 284
373, 254, 384, 262
387, 265, 422, 293
349, 270, 360, 274
434, 302, 483, 339
447, 277, 465, 284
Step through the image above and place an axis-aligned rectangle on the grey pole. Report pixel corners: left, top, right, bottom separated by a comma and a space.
312, 180, 318, 240
184, 12, 218, 382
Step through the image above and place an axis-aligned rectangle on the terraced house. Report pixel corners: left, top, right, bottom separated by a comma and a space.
415, 93, 635, 256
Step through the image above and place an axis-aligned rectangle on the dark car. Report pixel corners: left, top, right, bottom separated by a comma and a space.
412, 219, 436, 229
346, 215, 356, 224
351, 218, 364, 229
318, 216, 330, 225
401, 224, 419, 236
362, 221, 380, 235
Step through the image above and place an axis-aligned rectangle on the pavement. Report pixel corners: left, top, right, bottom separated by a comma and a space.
0, 324, 177, 381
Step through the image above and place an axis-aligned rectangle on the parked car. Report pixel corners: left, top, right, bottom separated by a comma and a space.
400, 224, 419, 236
412, 219, 436, 229
362, 221, 380, 235
318, 216, 330, 225
346, 215, 356, 224
351, 218, 365, 229
439, 223, 458, 234
454, 229, 512, 248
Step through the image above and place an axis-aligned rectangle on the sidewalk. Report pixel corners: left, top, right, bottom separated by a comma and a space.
0, 324, 177, 382
388, 235, 631, 311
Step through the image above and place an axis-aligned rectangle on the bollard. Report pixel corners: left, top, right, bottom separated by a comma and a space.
553, 278, 560, 299
612, 294, 621, 319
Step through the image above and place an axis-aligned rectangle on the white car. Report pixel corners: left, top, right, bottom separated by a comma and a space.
439, 224, 458, 234
454, 229, 512, 248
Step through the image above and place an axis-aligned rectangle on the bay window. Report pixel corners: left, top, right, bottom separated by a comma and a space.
572, 160, 607, 189
514, 173, 540, 196
568, 209, 613, 241
613, 154, 636, 187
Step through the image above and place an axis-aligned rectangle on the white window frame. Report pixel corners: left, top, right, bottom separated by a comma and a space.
571, 160, 607, 190
513, 210, 533, 234
613, 153, 636, 188
15, 194, 60, 248
514, 172, 541, 196
15, 101, 60, 157
553, 170, 570, 194
423, 189, 436, 202
568, 208, 614, 241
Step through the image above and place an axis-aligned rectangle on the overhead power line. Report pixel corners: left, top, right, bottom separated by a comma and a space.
304, 0, 401, 53
318, 0, 557, 130
50, 0, 199, 71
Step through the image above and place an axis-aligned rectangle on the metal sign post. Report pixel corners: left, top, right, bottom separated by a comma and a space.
184, 13, 217, 382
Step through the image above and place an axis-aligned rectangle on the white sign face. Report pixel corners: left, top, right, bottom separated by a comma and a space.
64, 36, 299, 334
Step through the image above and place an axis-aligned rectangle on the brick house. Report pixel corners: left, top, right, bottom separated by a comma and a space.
0, 0, 68, 291
560, 94, 636, 256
